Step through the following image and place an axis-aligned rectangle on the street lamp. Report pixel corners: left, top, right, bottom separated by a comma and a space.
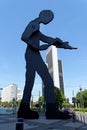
80, 87, 82, 92
79, 87, 84, 108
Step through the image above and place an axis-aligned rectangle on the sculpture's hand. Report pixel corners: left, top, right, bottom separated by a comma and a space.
52, 38, 77, 50
62, 42, 78, 49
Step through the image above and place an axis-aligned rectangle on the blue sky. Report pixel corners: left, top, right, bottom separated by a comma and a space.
0, 0, 87, 101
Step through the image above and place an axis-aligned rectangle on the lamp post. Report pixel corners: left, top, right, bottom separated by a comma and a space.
80, 87, 84, 108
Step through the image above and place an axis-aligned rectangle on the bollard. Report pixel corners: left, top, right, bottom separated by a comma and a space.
76, 115, 79, 122
80, 115, 82, 123
72, 112, 76, 122
16, 118, 24, 130
83, 115, 85, 125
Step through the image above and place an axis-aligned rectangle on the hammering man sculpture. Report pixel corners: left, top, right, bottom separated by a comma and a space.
17, 10, 77, 119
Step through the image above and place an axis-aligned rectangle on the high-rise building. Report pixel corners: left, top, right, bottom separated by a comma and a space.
46, 46, 60, 87
58, 60, 64, 94
46, 46, 64, 94
1, 84, 23, 102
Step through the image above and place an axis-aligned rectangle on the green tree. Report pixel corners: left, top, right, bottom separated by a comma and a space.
39, 96, 44, 104
54, 87, 64, 108
76, 90, 87, 108
39, 87, 67, 109
17, 99, 21, 107
76, 92, 80, 104
62, 102, 73, 108
2, 101, 9, 107
82, 90, 87, 107
38, 96, 45, 108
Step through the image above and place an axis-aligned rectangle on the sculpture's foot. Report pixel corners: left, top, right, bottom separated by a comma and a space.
45, 103, 72, 119
17, 103, 39, 119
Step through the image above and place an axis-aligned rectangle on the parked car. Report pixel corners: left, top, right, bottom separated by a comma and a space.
63, 108, 74, 115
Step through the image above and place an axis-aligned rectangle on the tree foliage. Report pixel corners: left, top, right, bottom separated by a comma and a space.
54, 87, 65, 108
76, 90, 87, 108
1, 99, 21, 108
76, 92, 80, 103
38, 87, 64, 109
39, 96, 44, 104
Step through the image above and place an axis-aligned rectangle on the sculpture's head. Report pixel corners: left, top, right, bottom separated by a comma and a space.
39, 10, 54, 24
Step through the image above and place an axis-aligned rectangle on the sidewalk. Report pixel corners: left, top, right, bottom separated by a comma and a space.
0, 113, 87, 130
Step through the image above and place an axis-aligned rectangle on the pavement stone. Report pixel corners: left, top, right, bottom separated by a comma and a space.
81, 125, 87, 130
0, 114, 87, 130
64, 122, 84, 130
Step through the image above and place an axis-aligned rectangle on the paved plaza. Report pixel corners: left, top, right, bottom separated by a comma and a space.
0, 113, 87, 130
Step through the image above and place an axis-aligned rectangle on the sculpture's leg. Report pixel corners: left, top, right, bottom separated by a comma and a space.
17, 57, 39, 119
17, 102, 39, 119
22, 66, 36, 103
36, 57, 71, 119
36, 57, 55, 104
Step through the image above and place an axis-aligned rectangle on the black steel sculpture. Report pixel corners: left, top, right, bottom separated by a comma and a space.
17, 10, 77, 119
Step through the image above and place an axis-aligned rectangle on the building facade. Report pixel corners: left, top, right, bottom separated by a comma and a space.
1, 84, 23, 102
17, 87, 23, 101
46, 46, 64, 94
58, 60, 64, 94
46, 46, 60, 87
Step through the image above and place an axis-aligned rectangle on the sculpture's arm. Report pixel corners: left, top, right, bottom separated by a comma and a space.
39, 32, 69, 47
39, 32, 57, 45
38, 32, 67, 50
39, 33, 77, 50
27, 32, 56, 51
28, 42, 50, 51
